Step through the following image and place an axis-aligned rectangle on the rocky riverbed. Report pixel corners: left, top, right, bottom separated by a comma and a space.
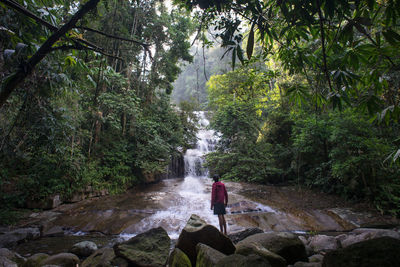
1, 213, 400, 267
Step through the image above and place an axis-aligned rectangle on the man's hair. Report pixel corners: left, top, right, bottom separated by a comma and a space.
213, 174, 219, 182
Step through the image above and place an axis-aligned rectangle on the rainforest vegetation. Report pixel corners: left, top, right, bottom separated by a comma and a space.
1, 0, 400, 223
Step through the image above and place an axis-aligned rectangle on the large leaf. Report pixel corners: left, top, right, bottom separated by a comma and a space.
246, 23, 255, 60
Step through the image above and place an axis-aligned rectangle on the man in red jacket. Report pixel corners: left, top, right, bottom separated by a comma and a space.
211, 174, 228, 234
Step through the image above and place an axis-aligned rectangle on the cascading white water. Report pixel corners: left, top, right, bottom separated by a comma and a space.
121, 111, 219, 239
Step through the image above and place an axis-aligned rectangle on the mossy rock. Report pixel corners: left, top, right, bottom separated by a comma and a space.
23, 253, 49, 267
168, 248, 191, 267
195, 243, 226, 267
81, 248, 115, 267
40, 253, 79, 267
235, 242, 286, 267
114, 227, 170, 267
216, 254, 271, 267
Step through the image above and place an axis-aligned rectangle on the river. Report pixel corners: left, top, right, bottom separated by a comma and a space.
14, 111, 399, 255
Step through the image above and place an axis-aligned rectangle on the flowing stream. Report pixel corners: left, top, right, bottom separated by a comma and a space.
121, 111, 219, 239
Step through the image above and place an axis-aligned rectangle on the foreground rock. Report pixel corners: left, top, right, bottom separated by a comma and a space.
308, 235, 340, 253
228, 228, 264, 244
216, 254, 272, 267
237, 232, 307, 265
196, 243, 226, 267
23, 253, 50, 267
168, 248, 191, 267
322, 236, 400, 267
81, 247, 115, 267
339, 228, 400, 248
40, 252, 79, 267
69, 240, 98, 258
114, 227, 170, 267
176, 215, 235, 266
235, 242, 286, 267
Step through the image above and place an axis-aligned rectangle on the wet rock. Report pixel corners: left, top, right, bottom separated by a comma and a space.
351, 228, 400, 239
308, 235, 340, 253
340, 232, 371, 248
81, 247, 115, 267
0, 248, 25, 266
322, 237, 400, 267
42, 226, 64, 237
69, 240, 98, 258
23, 253, 49, 267
0, 256, 18, 267
237, 232, 307, 265
114, 227, 170, 267
228, 201, 263, 214
308, 254, 323, 263
216, 254, 271, 267
235, 242, 286, 267
176, 215, 235, 266
168, 248, 191, 267
40, 253, 79, 267
298, 236, 313, 256
228, 228, 264, 244
196, 243, 226, 267
26, 195, 62, 210
0, 227, 40, 248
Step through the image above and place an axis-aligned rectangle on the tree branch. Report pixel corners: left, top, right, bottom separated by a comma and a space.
75, 26, 150, 48
0, 0, 58, 31
0, 0, 101, 107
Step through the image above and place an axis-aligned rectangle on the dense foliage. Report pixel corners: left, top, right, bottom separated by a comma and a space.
181, 0, 400, 215
0, 0, 197, 218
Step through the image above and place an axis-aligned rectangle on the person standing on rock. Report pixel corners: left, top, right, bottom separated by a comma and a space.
211, 174, 228, 235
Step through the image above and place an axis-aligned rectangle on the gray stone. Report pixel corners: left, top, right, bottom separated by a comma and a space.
322, 237, 400, 267
235, 242, 286, 267
42, 226, 64, 237
228, 228, 264, 244
40, 253, 79, 267
196, 243, 226, 267
81, 247, 115, 267
176, 214, 235, 266
69, 241, 98, 257
340, 232, 372, 248
168, 248, 191, 267
308, 235, 340, 253
114, 227, 170, 267
0, 228, 40, 248
237, 232, 308, 264
351, 228, 400, 239
0, 256, 18, 267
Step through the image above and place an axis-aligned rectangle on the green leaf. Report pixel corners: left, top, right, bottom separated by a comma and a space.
247, 23, 255, 60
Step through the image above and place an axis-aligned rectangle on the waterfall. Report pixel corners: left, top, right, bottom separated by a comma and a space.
121, 111, 219, 239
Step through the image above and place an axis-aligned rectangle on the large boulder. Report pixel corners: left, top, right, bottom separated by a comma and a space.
196, 243, 226, 267
114, 227, 170, 267
0, 228, 40, 248
0, 256, 17, 267
40, 253, 80, 267
216, 254, 272, 267
228, 228, 264, 244
168, 248, 191, 267
339, 228, 400, 248
23, 253, 49, 267
81, 247, 115, 267
69, 241, 98, 258
308, 235, 340, 253
293, 262, 321, 267
235, 242, 286, 267
237, 232, 307, 264
322, 236, 400, 267
176, 215, 235, 266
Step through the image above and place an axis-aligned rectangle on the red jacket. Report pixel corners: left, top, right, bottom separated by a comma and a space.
211, 181, 228, 206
